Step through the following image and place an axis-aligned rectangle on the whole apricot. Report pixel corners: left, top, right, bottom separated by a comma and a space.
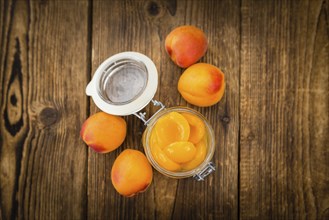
178, 63, 225, 107
80, 112, 126, 153
111, 149, 153, 197
165, 25, 207, 68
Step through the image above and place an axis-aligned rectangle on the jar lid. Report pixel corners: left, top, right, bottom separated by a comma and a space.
86, 52, 158, 115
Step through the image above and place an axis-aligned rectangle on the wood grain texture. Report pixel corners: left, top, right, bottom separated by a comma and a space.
240, 0, 329, 219
88, 1, 159, 219
0, 0, 89, 219
89, 0, 239, 219
168, 1, 240, 219
0, 0, 328, 219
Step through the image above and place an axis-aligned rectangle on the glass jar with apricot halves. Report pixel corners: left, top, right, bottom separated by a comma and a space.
86, 51, 216, 180
141, 105, 215, 180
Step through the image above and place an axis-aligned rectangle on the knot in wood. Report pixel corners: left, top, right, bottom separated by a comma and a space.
10, 94, 18, 106
221, 116, 230, 124
39, 107, 59, 127
147, 1, 160, 16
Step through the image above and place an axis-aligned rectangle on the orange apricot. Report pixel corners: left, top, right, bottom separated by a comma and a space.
178, 63, 225, 107
165, 25, 208, 68
153, 112, 190, 149
80, 112, 126, 153
163, 141, 197, 164
181, 112, 205, 144
181, 138, 207, 171
111, 149, 153, 197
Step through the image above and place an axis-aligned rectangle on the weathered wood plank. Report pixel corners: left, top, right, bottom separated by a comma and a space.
89, 1, 161, 219
0, 0, 89, 219
240, 0, 329, 219
89, 0, 239, 219
169, 0, 240, 219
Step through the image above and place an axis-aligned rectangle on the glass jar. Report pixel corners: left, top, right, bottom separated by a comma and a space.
142, 106, 216, 180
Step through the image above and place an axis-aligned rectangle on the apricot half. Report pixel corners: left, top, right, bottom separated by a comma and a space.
80, 112, 126, 153
178, 63, 225, 107
165, 25, 208, 68
181, 138, 207, 171
153, 112, 190, 149
163, 141, 196, 164
181, 113, 205, 144
111, 149, 153, 197
150, 132, 181, 171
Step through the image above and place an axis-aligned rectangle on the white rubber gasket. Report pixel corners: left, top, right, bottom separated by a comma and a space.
86, 52, 158, 116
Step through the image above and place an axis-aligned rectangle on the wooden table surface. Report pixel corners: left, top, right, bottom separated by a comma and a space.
1, 0, 328, 219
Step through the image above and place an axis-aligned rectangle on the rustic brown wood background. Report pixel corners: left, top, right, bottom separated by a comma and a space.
0, 0, 328, 219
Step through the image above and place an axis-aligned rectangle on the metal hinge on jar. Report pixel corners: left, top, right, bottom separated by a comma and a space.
193, 162, 216, 181
134, 100, 165, 125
